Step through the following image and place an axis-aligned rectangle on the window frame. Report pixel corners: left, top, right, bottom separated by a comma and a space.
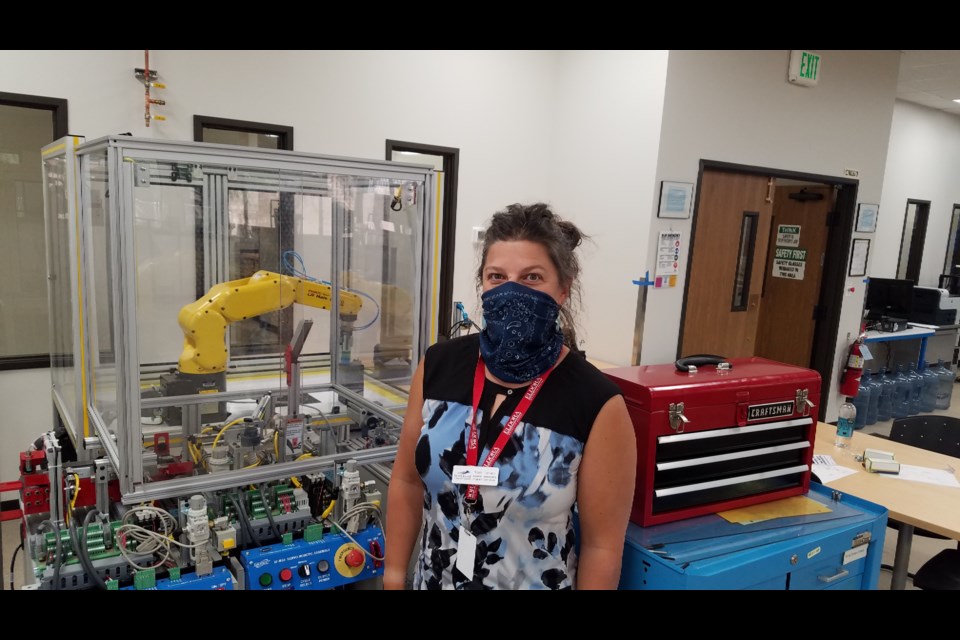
193, 115, 294, 151
0, 91, 69, 370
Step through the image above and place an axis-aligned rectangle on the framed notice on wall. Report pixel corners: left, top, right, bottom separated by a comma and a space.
657, 181, 693, 219
855, 203, 879, 233
849, 238, 870, 277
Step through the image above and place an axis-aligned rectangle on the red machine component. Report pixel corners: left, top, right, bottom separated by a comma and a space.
605, 357, 821, 527
369, 539, 383, 569
20, 472, 51, 515
345, 548, 365, 568
157, 461, 195, 479
19, 450, 46, 475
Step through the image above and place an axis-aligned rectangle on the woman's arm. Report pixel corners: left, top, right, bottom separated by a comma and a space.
575, 394, 637, 589
383, 360, 427, 589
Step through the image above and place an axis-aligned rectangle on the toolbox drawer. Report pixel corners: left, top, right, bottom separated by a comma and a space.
653, 418, 812, 514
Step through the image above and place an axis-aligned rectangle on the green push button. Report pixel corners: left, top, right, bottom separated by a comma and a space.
259, 573, 273, 587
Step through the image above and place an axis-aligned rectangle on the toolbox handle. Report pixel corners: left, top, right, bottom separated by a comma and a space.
675, 354, 732, 373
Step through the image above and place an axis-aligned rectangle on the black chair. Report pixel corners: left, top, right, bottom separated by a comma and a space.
886, 415, 960, 590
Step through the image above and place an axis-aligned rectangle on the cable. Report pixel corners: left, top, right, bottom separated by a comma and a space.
281, 250, 381, 330
257, 485, 283, 542
116, 504, 198, 570
320, 499, 336, 521
212, 418, 246, 449
227, 495, 260, 547
289, 452, 314, 489
447, 319, 481, 338
36, 520, 61, 591
69, 473, 81, 515
76, 509, 107, 589
9, 542, 22, 590
323, 502, 385, 562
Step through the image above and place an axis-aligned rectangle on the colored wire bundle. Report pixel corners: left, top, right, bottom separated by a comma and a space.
282, 250, 381, 330
324, 501, 385, 562
117, 505, 202, 570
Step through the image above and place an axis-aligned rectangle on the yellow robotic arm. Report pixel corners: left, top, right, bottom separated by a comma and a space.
177, 270, 362, 374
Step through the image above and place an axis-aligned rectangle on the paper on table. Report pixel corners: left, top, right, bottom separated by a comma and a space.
718, 495, 832, 525
812, 454, 858, 485
877, 463, 960, 488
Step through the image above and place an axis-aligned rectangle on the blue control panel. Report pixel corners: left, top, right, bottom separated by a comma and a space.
121, 566, 235, 590
241, 526, 384, 590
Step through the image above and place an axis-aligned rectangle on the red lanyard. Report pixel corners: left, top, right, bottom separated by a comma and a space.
464, 356, 555, 504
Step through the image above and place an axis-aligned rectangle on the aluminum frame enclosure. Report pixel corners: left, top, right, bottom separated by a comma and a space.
41, 136, 439, 503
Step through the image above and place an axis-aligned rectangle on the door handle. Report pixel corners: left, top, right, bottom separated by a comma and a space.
817, 568, 849, 583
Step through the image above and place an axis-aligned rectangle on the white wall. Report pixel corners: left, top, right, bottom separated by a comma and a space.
0, 369, 53, 484
644, 50, 901, 420
876, 100, 960, 286
546, 51, 668, 364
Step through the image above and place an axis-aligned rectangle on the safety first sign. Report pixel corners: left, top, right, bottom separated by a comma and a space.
772, 248, 806, 280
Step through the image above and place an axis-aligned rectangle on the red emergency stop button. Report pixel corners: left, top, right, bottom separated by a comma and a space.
279, 568, 293, 582
345, 548, 364, 568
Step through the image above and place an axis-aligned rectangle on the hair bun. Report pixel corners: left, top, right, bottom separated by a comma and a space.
557, 220, 583, 249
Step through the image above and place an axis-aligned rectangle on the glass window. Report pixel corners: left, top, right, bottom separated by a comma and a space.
0, 102, 58, 362
731, 212, 758, 311
194, 115, 293, 151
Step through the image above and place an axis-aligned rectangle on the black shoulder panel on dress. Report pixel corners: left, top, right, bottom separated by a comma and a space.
522, 352, 623, 443
422, 334, 479, 406
423, 335, 622, 445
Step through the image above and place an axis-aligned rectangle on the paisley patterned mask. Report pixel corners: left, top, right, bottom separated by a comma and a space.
479, 281, 563, 383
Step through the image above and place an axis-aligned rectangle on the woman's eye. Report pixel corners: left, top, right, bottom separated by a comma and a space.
524, 273, 542, 282
487, 273, 504, 281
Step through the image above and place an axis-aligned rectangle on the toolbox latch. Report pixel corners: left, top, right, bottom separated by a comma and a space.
668, 402, 689, 433
795, 389, 814, 416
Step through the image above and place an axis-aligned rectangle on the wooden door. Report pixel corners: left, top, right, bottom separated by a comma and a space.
681, 171, 774, 358
755, 186, 833, 367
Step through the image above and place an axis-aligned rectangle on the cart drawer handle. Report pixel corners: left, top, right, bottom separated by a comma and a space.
817, 568, 849, 583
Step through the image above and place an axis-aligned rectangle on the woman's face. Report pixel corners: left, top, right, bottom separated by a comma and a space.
481, 240, 568, 306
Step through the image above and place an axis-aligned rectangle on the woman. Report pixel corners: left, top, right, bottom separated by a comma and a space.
385, 203, 636, 590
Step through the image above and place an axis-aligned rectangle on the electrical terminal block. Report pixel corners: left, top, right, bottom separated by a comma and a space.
293, 487, 309, 511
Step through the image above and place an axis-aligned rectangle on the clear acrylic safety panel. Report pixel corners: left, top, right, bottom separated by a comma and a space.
85, 149, 119, 444
334, 175, 423, 417
43, 152, 80, 439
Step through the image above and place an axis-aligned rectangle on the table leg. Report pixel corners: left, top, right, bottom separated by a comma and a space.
918, 337, 927, 370
891, 523, 914, 590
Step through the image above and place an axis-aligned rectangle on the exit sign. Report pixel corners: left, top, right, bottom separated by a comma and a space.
788, 50, 821, 87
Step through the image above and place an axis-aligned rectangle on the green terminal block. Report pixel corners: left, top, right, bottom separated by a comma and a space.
282, 532, 294, 545
168, 566, 181, 581
134, 568, 157, 590
304, 523, 324, 542
106, 579, 119, 591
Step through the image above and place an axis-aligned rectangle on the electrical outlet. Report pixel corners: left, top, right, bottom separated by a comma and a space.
472, 227, 485, 244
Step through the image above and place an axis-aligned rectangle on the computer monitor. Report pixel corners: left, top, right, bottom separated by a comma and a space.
864, 278, 915, 320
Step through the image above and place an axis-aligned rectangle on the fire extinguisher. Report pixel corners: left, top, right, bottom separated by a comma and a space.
840, 334, 865, 397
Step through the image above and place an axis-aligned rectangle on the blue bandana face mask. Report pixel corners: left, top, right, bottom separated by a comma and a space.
479, 280, 564, 383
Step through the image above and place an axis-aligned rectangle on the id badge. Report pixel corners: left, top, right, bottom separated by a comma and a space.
456, 526, 477, 581
452, 465, 500, 486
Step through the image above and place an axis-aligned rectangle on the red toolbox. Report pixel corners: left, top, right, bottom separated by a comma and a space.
604, 358, 821, 527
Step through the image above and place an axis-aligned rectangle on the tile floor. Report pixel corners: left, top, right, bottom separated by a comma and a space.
3, 383, 959, 591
